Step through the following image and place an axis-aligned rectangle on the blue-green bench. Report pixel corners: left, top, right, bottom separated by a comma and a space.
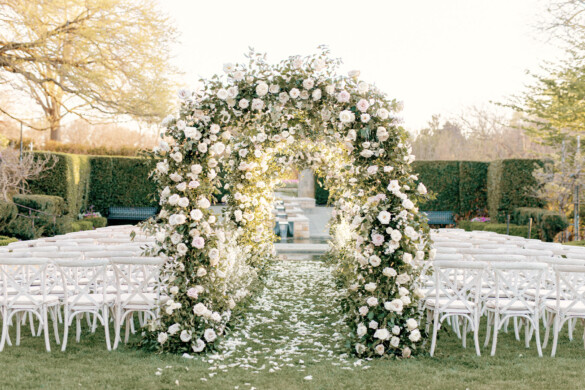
107, 206, 158, 221
423, 211, 455, 226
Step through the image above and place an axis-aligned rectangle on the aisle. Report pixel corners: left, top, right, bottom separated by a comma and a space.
199, 259, 364, 375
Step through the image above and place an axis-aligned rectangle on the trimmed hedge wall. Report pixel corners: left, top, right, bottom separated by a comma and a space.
27, 152, 158, 218
412, 161, 460, 213
459, 161, 489, 218
28, 152, 90, 216
88, 156, 157, 216
487, 159, 544, 223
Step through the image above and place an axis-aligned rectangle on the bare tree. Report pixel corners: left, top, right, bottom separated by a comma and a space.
0, 147, 56, 200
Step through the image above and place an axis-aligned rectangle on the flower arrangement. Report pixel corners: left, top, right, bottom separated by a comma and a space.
141, 47, 432, 358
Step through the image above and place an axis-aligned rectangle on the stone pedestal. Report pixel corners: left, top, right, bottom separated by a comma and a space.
298, 169, 315, 199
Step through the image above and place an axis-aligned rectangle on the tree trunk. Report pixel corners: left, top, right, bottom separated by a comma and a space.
49, 116, 61, 141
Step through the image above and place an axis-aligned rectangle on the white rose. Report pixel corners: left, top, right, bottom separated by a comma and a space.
377, 127, 389, 142
358, 81, 369, 93
357, 99, 370, 112
364, 282, 377, 292
168, 323, 180, 335
227, 86, 239, 98
406, 318, 418, 330
369, 255, 381, 267
191, 164, 202, 174
377, 211, 391, 224
392, 326, 401, 335
377, 108, 390, 119
383, 267, 397, 277
409, 329, 421, 342
366, 297, 378, 307
359, 306, 369, 316
238, 98, 249, 109
190, 209, 203, 221
170, 286, 179, 295
289, 88, 300, 99
367, 165, 378, 175
180, 330, 192, 342
198, 198, 211, 209
233, 70, 244, 81
417, 182, 427, 195
403, 253, 413, 264
256, 82, 269, 96
302, 78, 314, 89
209, 248, 220, 266
198, 142, 208, 153
178, 197, 189, 208
325, 84, 336, 95
384, 299, 404, 313
357, 323, 367, 337
217, 89, 228, 100
177, 243, 188, 255
401, 296, 412, 306
293, 57, 303, 69
375, 344, 385, 355
337, 90, 350, 103
197, 267, 207, 277
192, 339, 206, 353
390, 336, 400, 348
355, 343, 366, 354
176, 120, 186, 130
402, 198, 414, 210
374, 328, 390, 340
204, 328, 217, 342
391, 230, 402, 242
176, 182, 187, 192
360, 150, 374, 158
168, 194, 180, 205
312, 89, 322, 100
396, 273, 411, 285
156, 161, 169, 174
269, 84, 280, 94
348, 69, 360, 79
223, 63, 235, 73
157, 332, 168, 344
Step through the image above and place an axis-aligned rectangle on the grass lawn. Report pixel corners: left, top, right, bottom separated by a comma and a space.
2, 260, 585, 389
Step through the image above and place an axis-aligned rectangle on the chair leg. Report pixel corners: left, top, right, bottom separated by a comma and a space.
484, 311, 492, 348
61, 310, 70, 352
551, 315, 561, 357
543, 313, 554, 349
50, 307, 60, 346
430, 313, 440, 357
491, 313, 500, 356
76, 314, 81, 343
42, 308, 51, 352
533, 316, 543, 357
113, 307, 122, 350
103, 307, 111, 351
525, 318, 530, 349
473, 315, 481, 356
462, 318, 468, 349
0, 310, 9, 352
513, 317, 521, 341
15, 312, 21, 346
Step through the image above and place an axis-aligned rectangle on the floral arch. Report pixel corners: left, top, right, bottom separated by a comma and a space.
143, 47, 432, 358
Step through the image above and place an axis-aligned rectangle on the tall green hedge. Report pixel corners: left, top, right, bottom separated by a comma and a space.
487, 159, 544, 222
28, 152, 91, 216
412, 161, 460, 212
88, 156, 158, 215
458, 161, 489, 217
27, 152, 157, 218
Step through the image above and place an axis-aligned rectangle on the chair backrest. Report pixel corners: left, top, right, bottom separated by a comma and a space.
85, 251, 136, 259
0, 257, 51, 307
473, 254, 527, 263
551, 265, 585, 313
110, 257, 164, 308
489, 262, 546, 312
54, 258, 110, 308
432, 260, 488, 312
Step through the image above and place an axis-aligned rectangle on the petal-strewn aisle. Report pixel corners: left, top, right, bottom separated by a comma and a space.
199, 259, 367, 376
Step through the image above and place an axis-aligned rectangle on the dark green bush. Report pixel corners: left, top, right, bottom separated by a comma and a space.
513, 207, 569, 242
11, 194, 69, 238
12, 194, 67, 216
315, 176, 330, 205
487, 159, 544, 223
0, 201, 18, 232
83, 216, 107, 228
458, 220, 539, 239
5, 218, 43, 240
459, 161, 489, 218
413, 161, 460, 212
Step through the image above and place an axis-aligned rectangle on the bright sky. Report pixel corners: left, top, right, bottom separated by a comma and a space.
159, 0, 563, 132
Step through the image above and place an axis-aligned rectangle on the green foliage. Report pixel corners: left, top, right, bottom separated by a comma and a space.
487, 159, 545, 222
10, 194, 69, 238
27, 152, 91, 216
88, 156, 158, 215
83, 216, 107, 228
0, 235, 17, 246
12, 194, 67, 215
412, 161, 460, 212
459, 161, 489, 217
0, 200, 18, 232
5, 217, 43, 240
315, 175, 330, 205
71, 220, 94, 232
513, 207, 569, 242
458, 220, 539, 239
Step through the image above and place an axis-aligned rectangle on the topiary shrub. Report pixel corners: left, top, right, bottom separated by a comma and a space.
0, 235, 17, 246
11, 194, 68, 238
513, 207, 569, 242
